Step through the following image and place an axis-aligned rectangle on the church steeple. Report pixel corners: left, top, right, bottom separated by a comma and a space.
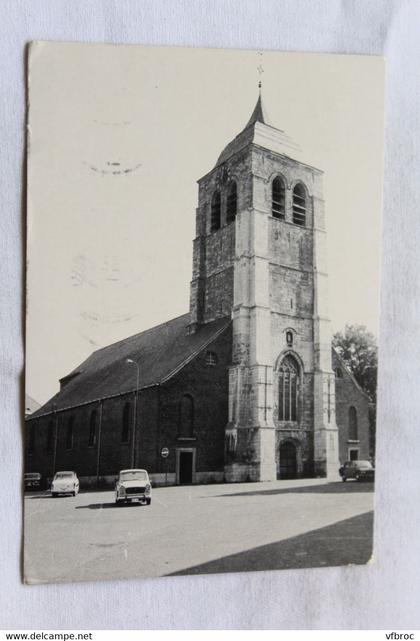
188, 86, 340, 482
244, 86, 269, 129
214, 91, 299, 168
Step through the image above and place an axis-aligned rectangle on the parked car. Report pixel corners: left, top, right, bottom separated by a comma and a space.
115, 469, 152, 505
24, 472, 43, 491
51, 471, 80, 496
339, 460, 375, 482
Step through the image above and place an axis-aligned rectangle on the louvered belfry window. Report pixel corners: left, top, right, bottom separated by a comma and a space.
211, 190, 221, 231
278, 355, 299, 422
292, 183, 306, 226
272, 177, 285, 219
226, 181, 237, 224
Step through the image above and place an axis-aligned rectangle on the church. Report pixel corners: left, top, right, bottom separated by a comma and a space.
25, 92, 370, 487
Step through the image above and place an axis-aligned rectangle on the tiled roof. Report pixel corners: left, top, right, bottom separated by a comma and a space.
29, 314, 231, 418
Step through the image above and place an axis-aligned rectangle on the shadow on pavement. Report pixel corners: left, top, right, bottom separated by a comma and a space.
168, 511, 374, 576
212, 481, 374, 499
27, 493, 53, 499
26, 493, 77, 499
27, 490, 102, 499
75, 502, 144, 509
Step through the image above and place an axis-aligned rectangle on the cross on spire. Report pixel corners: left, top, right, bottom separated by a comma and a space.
257, 51, 264, 94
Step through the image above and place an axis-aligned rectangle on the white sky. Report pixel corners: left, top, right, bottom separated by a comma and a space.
27, 43, 384, 404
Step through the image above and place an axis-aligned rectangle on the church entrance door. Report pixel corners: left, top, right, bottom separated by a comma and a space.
279, 441, 298, 479
178, 450, 194, 484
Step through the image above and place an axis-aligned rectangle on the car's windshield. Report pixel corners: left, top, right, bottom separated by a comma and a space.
54, 472, 74, 479
120, 471, 147, 481
356, 461, 373, 469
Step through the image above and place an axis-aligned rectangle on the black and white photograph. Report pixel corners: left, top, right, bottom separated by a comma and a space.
24, 42, 384, 584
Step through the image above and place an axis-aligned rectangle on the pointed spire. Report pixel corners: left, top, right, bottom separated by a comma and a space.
245, 91, 268, 129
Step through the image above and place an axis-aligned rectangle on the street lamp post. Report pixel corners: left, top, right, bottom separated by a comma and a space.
126, 358, 140, 468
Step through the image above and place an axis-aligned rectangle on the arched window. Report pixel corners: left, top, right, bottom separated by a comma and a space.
278, 355, 300, 422
28, 423, 35, 455
179, 394, 194, 438
88, 410, 97, 447
46, 420, 54, 454
349, 406, 358, 440
292, 183, 306, 226
121, 402, 131, 443
226, 181, 237, 224
210, 190, 221, 232
66, 416, 74, 450
272, 176, 285, 219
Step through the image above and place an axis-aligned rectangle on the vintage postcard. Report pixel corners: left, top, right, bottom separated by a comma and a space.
24, 42, 384, 583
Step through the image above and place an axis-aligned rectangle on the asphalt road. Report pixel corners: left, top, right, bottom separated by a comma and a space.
24, 478, 374, 584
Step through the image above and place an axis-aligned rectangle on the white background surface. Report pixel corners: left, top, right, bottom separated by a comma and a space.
1, 0, 420, 630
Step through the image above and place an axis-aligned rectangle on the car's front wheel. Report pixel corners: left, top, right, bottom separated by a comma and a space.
146, 498, 151, 505
342, 476, 347, 482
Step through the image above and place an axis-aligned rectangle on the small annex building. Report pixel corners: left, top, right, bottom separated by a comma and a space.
26, 93, 371, 487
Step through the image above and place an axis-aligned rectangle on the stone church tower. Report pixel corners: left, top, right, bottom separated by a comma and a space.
189, 91, 340, 482
25, 92, 370, 487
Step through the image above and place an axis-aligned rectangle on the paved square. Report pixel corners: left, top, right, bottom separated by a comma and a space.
24, 478, 374, 583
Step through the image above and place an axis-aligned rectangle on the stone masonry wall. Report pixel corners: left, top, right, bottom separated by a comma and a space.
190, 148, 253, 326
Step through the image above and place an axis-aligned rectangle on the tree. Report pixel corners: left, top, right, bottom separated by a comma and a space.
333, 325, 378, 456
332, 324, 378, 401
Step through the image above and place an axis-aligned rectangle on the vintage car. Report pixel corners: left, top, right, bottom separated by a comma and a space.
339, 460, 375, 482
24, 472, 43, 491
51, 471, 80, 496
115, 469, 152, 505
